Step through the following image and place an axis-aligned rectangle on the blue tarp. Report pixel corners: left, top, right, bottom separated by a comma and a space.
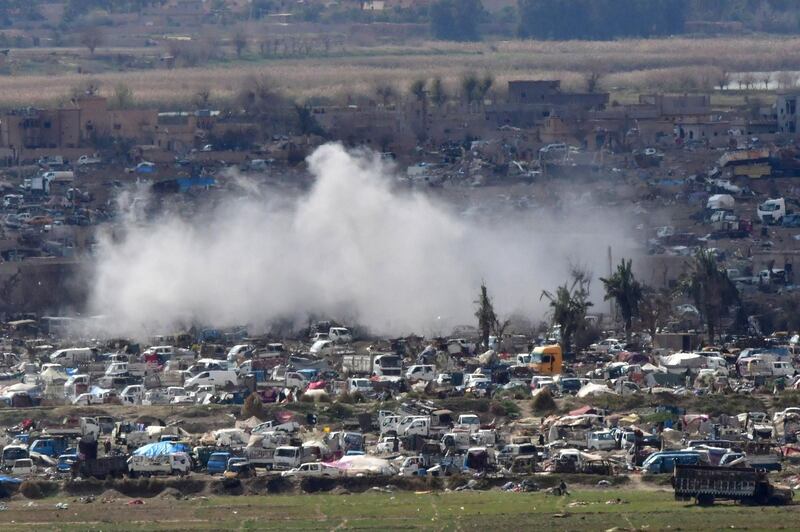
0, 475, 23, 484
132, 441, 189, 456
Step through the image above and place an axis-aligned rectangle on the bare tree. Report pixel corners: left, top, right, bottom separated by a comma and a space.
741, 72, 757, 91
80, 27, 105, 55
374, 84, 395, 107
585, 67, 606, 93
760, 72, 772, 90
193, 87, 211, 109
715, 69, 731, 91
232, 31, 248, 58
776, 71, 797, 89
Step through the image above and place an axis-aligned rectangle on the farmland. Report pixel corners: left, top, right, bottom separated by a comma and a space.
0, 489, 797, 531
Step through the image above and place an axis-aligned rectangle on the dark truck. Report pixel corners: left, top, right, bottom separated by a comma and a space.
673, 464, 793, 506
73, 456, 129, 479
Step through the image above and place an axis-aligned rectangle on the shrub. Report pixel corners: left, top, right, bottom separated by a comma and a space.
532, 388, 556, 414
489, 401, 507, 416
20, 480, 42, 499
20, 480, 57, 499
241, 393, 265, 419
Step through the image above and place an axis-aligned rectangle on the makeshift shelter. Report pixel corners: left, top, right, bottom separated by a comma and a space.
707, 194, 734, 210
132, 441, 190, 456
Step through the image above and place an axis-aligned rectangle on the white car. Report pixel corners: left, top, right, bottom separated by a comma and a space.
281, 462, 343, 478
591, 338, 624, 354
73, 393, 101, 405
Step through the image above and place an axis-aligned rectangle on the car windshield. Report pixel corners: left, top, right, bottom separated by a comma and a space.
761, 203, 779, 211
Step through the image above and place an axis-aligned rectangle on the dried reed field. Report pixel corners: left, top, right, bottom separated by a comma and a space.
4, 36, 800, 108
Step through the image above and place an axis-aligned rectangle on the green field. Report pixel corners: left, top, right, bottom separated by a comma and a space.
1, 489, 798, 531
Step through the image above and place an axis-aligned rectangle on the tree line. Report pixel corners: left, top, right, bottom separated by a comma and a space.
475, 249, 741, 356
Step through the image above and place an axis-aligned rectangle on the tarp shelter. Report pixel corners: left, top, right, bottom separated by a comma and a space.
132, 441, 190, 456
331, 455, 393, 475
660, 352, 705, 370
707, 194, 734, 210
576, 383, 618, 398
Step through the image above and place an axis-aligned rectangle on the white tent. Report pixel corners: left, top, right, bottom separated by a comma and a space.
333, 455, 394, 475
707, 194, 734, 210
660, 352, 705, 369
576, 383, 618, 398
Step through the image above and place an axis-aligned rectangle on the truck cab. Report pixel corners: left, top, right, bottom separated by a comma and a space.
587, 430, 616, 451
207, 452, 232, 475
273, 446, 302, 470
529, 344, 563, 375
757, 198, 786, 224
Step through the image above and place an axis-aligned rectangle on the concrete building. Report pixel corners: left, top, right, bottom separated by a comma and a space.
0, 96, 158, 159
487, 80, 609, 129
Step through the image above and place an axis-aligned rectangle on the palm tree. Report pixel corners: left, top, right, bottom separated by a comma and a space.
541, 269, 593, 355
474, 282, 497, 349
600, 259, 643, 342
679, 249, 739, 343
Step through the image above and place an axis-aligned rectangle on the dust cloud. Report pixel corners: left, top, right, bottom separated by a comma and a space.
87, 143, 637, 338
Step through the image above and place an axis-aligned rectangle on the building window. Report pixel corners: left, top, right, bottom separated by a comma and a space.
43, 121, 51, 129
114, 124, 121, 130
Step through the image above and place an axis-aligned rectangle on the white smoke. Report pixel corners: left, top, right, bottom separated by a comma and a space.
87, 143, 637, 338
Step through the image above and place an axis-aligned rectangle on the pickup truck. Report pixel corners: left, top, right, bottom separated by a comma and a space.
281, 462, 343, 478
673, 464, 792, 506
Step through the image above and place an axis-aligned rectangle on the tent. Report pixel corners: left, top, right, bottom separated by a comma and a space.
576, 383, 618, 398
660, 352, 705, 371
331, 455, 394, 475
707, 194, 734, 210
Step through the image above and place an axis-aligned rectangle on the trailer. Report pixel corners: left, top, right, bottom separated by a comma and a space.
673, 464, 792, 506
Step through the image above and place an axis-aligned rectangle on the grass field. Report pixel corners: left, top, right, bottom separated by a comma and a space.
0, 489, 798, 531
0, 36, 797, 109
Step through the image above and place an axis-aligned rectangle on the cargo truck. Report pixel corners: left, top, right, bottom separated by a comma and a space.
673, 464, 792, 506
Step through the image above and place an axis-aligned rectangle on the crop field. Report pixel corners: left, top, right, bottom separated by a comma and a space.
1, 36, 798, 108
0, 489, 798, 531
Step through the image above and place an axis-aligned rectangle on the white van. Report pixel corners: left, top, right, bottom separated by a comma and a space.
405, 365, 435, 382
50, 347, 97, 366
184, 370, 238, 388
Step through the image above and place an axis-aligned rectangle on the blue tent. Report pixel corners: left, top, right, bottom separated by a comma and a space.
132, 441, 189, 456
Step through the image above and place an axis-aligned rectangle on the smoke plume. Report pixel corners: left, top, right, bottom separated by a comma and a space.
88, 143, 636, 338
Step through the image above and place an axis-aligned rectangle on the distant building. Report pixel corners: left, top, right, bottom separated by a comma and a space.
0, 95, 158, 157
487, 80, 609, 128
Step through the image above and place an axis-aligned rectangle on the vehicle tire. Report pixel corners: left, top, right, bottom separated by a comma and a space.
697, 494, 714, 506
